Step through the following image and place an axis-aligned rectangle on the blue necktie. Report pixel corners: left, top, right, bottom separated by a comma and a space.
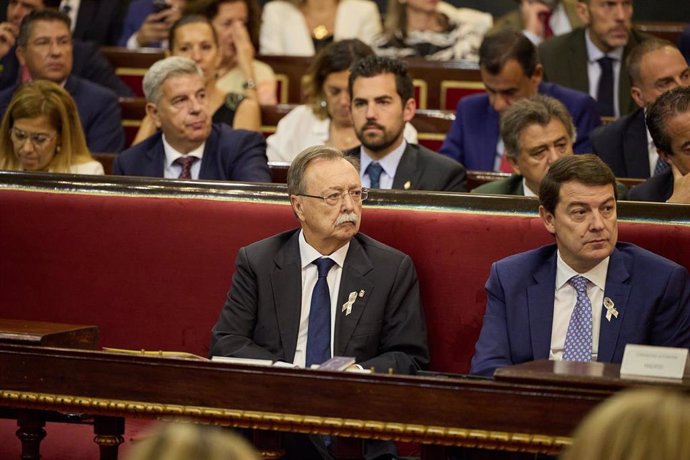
596, 56, 615, 117
654, 157, 670, 176
563, 275, 593, 362
366, 162, 384, 189
305, 257, 336, 367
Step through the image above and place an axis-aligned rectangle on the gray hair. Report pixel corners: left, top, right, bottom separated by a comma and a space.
287, 146, 359, 196
500, 94, 577, 159
142, 56, 203, 103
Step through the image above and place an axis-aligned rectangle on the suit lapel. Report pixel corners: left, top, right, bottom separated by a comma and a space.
334, 237, 374, 354
527, 253, 557, 360
198, 125, 219, 180
392, 144, 417, 190
598, 248, 632, 362
270, 232, 303, 363
623, 109, 650, 177
568, 29, 590, 93
145, 137, 166, 177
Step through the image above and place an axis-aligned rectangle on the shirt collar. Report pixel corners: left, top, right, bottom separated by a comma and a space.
585, 28, 625, 63
359, 140, 407, 179
298, 229, 350, 268
522, 177, 538, 197
162, 135, 205, 169
555, 250, 610, 291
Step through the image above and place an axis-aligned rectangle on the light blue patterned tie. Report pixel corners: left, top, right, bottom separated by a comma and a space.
563, 275, 593, 362
305, 258, 335, 367
365, 162, 384, 189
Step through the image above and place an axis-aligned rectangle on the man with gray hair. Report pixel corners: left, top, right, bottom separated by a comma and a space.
114, 56, 270, 182
211, 144, 428, 459
472, 94, 577, 196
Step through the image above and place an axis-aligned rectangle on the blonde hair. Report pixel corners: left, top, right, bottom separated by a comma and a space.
561, 389, 690, 460
126, 423, 262, 460
0, 80, 94, 172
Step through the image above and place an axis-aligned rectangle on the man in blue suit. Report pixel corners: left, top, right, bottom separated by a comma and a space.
0, 9, 124, 153
114, 56, 270, 183
440, 30, 601, 172
470, 154, 690, 377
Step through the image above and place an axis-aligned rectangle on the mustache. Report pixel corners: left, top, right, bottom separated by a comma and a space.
363, 122, 384, 130
336, 212, 358, 225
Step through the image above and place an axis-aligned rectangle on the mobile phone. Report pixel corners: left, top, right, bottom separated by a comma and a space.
152, 0, 171, 15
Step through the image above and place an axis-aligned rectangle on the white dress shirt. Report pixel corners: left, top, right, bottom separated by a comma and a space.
585, 29, 624, 117
550, 251, 610, 361
162, 136, 205, 179
59, 0, 81, 32
293, 231, 349, 368
359, 140, 407, 189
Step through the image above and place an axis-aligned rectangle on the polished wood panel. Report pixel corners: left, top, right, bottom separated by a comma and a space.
0, 319, 98, 350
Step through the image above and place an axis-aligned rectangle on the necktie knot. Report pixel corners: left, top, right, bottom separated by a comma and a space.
173, 156, 199, 179
568, 275, 589, 293
365, 162, 384, 189
313, 257, 335, 278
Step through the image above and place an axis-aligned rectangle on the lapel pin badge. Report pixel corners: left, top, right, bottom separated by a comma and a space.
603, 297, 618, 322
342, 291, 357, 316
403, 181, 411, 190
358, 289, 365, 298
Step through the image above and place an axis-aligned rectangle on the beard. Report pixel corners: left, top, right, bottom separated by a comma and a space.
357, 122, 403, 154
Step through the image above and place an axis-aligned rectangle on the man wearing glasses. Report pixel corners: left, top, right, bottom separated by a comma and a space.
211, 144, 429, 458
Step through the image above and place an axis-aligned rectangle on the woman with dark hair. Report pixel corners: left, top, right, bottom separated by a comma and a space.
0, 80, 103, 174
373, 0, 492, 62
185, 0, 277, 105
133, 14, 261, 144
266, 39, 417, 162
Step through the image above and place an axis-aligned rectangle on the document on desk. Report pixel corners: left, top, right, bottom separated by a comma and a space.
211, 356, 300, 368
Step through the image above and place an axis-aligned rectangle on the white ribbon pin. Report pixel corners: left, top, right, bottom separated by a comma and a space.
342, 291, 358, 316
603, 297, 618, 322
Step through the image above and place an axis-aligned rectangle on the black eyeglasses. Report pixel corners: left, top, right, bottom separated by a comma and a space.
297, 188, 368, 206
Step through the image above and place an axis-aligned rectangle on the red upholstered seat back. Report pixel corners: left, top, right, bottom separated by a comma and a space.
2, 186, 690, 374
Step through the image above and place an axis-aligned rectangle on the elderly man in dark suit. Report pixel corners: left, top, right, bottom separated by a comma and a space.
471, 154, 690, 377
114, 56, 270, 182
345, 55, 467, 192
629, 86, 690, 203
211, 145, 428, 459
538, 0, 650, 117
591, 39, 690, 178
0, 9, 124, 153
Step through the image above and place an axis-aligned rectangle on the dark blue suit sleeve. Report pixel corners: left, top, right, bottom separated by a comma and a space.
439, 101, 464, 162
650, 265, 690, 348
228, 130, 271, 183
470, 262, 514, 377
85, 89, 125, 153
572, 95, 602, 154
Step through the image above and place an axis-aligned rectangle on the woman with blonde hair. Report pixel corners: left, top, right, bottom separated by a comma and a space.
0, 81, 104, 174
562, 388, 690, 460
373, 0, 492, 62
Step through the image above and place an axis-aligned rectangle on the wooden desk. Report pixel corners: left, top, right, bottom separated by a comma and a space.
0, 319, 98, 350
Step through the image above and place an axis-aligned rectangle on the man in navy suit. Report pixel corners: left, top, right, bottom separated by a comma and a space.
629, 86, 690, 203
471, 154, 690, 377
591, 39, 690, 178
0, 9, 124, 153
114, 56, 270, 182
440, 30, 601, 172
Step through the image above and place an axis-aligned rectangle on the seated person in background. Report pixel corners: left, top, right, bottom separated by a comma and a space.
473, 94, 576, 196
372, 0, 492, 62
470, 154, 690, 377
629, 86, 690, 203
562, 389, 690, 460
0, 80, 103, 174
55, 0, 128, 46
267, 39, 417, 162
537, 0, 649, 118
114, 56, 270, 182
133, 14, 260, 145
491, 0, 583, 45
591, 39, 690, 179
0, 9, 124, 153
186, 0, 276, 105
125, 422, 261, 460
0, 0, 132, 96
440, 31, 600, 171
346, 55, 466, 192
211, 145, 428, 458
118, 0, 184, 49
259, 0, 381, 56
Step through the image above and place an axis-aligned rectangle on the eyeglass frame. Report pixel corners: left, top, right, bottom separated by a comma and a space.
295, 187, 369, 206
9, 127, 58, 149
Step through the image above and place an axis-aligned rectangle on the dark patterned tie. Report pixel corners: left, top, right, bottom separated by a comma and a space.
654, 157, 670, 176
173, 156, 198, 179
563, 276, 593, 362
305, 257, 336, 367
365, 162, 384, 189
596, 56, 615, 117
